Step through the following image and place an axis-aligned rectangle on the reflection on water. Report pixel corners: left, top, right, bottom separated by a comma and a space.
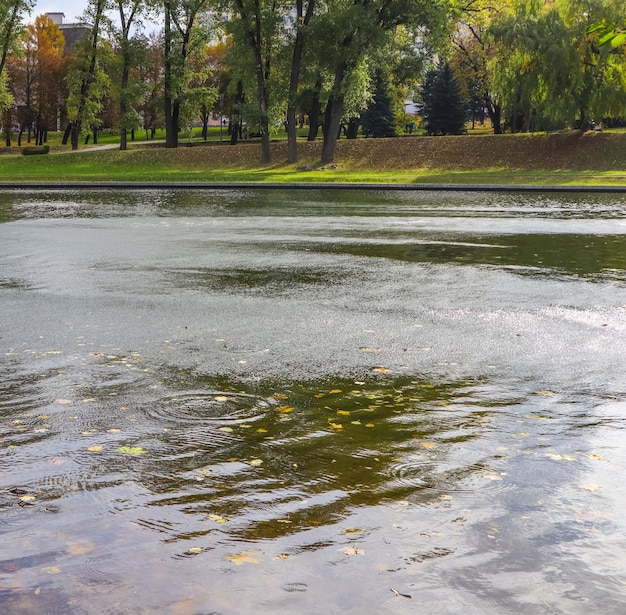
1, 189, 626, 614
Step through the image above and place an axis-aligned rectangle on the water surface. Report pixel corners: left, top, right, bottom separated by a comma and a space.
1, 189, 626, 614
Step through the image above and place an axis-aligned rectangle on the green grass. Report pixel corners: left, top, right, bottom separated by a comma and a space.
2, 130, 626, 186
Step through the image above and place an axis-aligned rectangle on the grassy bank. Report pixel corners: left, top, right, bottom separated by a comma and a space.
1, 131, 626, 185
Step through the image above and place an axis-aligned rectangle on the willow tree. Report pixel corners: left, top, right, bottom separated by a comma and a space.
489, 0, 626, 131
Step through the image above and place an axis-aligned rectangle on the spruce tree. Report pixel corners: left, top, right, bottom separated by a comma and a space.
421, 62, 467, 135
361, 70, 397, 138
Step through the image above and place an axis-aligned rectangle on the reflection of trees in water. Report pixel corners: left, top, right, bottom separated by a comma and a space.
130, 372, 498, 541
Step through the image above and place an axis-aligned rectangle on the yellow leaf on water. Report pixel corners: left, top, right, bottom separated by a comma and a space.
218, 426, 234, 432
19, 495, 36, 502
329, 389, 342, 394
88, 446, 103, 452
117, 446, 146, 456
256, 428, 268, 433
372, 367, 393, 374
420, 442, 437, 449
227, 550, 262, 565
365, 423, 375, 428
209, 514, 228, 523
248, 459, 263, 467
214, 396, 229, 402
276, 406, 294, 414
351, 420, 362, 425
274, 553, 289, 559
188, 547, 203, 554
337, 410, 351, 416
328, 422, 343, 430
66, 540, 95, 556
271, 393, 288, 400
107, 428, 121, 433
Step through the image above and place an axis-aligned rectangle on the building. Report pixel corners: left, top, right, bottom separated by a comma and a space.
46, 12, 90, 50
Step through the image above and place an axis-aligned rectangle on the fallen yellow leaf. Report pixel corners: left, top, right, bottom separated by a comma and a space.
227, 550, 262, 565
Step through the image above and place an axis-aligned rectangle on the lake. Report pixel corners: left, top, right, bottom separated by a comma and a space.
1, 188, 626, 614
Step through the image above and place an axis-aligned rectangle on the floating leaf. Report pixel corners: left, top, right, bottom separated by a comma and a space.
117, 446, 147, 456
271, 393, 288, 400
587, 454, 603, 461
328, 422, 343, 430
342, 547, 365, 556
209, 514, 228, 523
19, 495, 36, 502
66, 540, 95, 556
545, 453, 576, 461
579, 483, 603, 492
365, 423, 375, 428
218, 426, 234, 433
106, 428, 121, 433
248, 459, 263, 467
351, 420, 362, 425
256, 428, 268, 433
329, 389, 342, 394
372, 367, 392, 374
274, 553, 289, 559
482, 472, 503, 481
188, 547, 203, 554
88, 445, 103, 452
276, 406, 294, 414
227, 550, 262, 565
337, 410, 351, 416
420, 442, 437, 449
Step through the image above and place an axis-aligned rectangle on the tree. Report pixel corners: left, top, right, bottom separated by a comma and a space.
450, 0, 512, 134
66, 0, 108, 150
313, 0, 449, 163
223, 0, 288, 163
0, 0, 34, 144
361, 69, 396, 137
112, 0, 147, 150
163, 0, 209, 148
421, 61, 467, 135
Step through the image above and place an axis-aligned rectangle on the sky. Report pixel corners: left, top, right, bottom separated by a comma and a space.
31, 1, 88, 24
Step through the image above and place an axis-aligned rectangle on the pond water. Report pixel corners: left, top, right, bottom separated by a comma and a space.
1, 188, 626, 614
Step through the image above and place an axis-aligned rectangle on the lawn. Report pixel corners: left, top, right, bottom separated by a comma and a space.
1, 130, 626, 186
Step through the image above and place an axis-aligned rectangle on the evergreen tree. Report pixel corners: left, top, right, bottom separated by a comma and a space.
421, 61, 467, 135
361, 70, 397, 138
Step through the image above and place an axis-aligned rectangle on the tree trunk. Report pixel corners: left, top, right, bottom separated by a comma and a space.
163, 2, 178, 148
307, 79, 322, 141
287, 0, 315, 163
321, 94, 344, 164
62, 123, 71, 145
346, 117, 359, 139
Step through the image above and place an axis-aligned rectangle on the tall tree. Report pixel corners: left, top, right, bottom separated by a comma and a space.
421, 61, 467, 135
67, 0, 108, 150
0, 0, 34, 144
361, 69, 397, 137
113, 0, 146, 150
163, 0, 208, 148
314, 0, 448, 163
286, 0, 315, 163
224, 0, 288, 162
